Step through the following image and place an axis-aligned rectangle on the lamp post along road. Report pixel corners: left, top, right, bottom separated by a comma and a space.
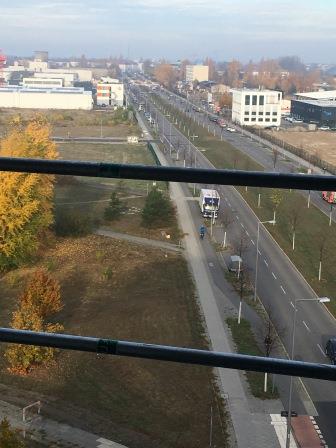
285, 297, 330, 448
254, 219, 276, 301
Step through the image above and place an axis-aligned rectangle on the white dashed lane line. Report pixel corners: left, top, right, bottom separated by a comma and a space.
280, 286, 286, 295
246, 231, 249, 236
241, 223, 244, 228
290, 301, 295, 308
251, 239, 255, 245
264, 259, 269, 267
317, 344, 326, 357
302, 321, 311, 332
272, 272, 277, 279
236, 215, 240, 220
257, 249, 261, 255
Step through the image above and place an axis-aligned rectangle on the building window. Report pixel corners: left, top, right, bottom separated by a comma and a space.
265, 118, 270, 122
252, 95, 257, 105
272, 118, 277, 122
259, 111, 263, 115
244, 111, 249, 115
252, 111, 256, 115
272, 112, 277, 116
265, 112, 270, 116
258, 118, 263, 122
245, 95, 250, 105
259, 95, 264, 106
251, 118, 256, 122
278, 93, 281, 100
244, 118, 249, 121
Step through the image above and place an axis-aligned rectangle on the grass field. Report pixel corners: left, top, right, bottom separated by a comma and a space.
0, 236, 229, 448
154, 94, 336, 316
226, 318, 279, 399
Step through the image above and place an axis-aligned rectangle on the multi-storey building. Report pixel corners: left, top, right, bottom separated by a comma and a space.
232, 89, 282, 127
185, 65, 209, 83
96, 78, 124, 107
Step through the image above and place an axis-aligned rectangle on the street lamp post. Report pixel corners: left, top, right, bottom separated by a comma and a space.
285, 297, 330, 448
254, 219, 276, 301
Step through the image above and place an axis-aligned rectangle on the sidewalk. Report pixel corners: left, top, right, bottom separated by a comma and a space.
136, 111, 283, 447
0, 399, 127, 448
95, 227, 182, 252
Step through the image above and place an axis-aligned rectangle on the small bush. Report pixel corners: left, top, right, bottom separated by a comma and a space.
54, 210, 93, 237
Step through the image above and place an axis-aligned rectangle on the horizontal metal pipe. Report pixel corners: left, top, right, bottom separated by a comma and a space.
0, 328, 335, 381
0, 157, 335, 191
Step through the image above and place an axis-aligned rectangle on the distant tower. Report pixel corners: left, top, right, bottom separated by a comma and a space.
0, 50, 6, 86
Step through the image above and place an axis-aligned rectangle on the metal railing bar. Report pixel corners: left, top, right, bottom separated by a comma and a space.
0, 328, 335, 381
0, 157, 336, 191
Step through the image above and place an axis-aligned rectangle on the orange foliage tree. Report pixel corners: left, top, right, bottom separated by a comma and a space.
0, 115, 58, 269
5, 270, 63, 375
154, 63, 177, 88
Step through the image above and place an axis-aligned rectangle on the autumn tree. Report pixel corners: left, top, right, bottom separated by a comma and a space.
0, 417, 25, 448
203, 57, 216, 80
5, 270, 63, 374
218, 93, 232, 109
154, 63, 177, 88
269, 189, 284, 223
225, 60, 242, 87
0, 116, 58, 270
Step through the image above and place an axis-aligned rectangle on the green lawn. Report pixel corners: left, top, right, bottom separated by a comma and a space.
226, 318, 279, 399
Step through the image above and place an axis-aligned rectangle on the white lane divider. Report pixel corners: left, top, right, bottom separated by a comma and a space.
264, 259, 269, 267
251, 239, 255, 245
257, 249, 261, 255
290, 301, 295, 308
236, 215, 240, 220
302, 321, 311, 332
228, 201, 231, 207
224, 197, 228, 202
280, 286, 286, 295
240, 223, 244, 228
245, 230, 249, 236
272, 272, 277, 279
317, 344, 326, 357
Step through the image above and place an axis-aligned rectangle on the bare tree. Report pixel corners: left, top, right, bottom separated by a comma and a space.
289, 199, 305, 251
221, 208, 234, 249
236, 268, 251, 324
318, 233, 328, 281
257, 305, 286, 392
272, 148, 279, 171
233, 229, 250, 259
269, 188, 284, 224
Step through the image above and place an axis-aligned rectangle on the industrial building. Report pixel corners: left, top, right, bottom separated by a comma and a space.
0, 86, 93, 110
291, 99, 336, 127
232, 88, 282, 127
185, 65, 209, 83
22, 77, 64, 88
96, 78, 124, 107
294, 90, 336, 102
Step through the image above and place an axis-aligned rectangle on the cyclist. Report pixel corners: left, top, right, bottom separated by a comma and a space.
200, 225, 205, 239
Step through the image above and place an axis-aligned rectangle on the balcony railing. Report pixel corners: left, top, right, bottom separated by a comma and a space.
0, 155, 335, 383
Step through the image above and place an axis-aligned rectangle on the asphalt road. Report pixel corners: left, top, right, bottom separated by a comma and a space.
129, 83, 336, 446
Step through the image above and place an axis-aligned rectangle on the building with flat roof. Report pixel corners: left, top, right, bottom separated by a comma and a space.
33, 71, 76, 87
0, 86, 93, 110
291, 99, 336, 127
185, 65, 209, 83
96, 79, 124, 107
294, 90, 336, 102
23, 77, 64, 88
232, 88, 282, 127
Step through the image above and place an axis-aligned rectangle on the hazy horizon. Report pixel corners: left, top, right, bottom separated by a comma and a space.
1, 0, 335, 64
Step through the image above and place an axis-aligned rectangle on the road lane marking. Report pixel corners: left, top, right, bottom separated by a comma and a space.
209, 262, 214, 267
264, 259, 269, 267
272, 272, 277, 279
228, 202, 231, 206
258, 249, 261, 255
280, 286, 286, 295
246, 231, 250, 236
236, 215, 240, 220
224, 197, 228, 202
251, 239, 255, 245
290, 301, 295, 308
317, 344, 326, 357
302, 321, 311, 332
240, 223, 244, 228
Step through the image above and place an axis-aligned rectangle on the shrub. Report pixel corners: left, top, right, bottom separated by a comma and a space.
54, 210, 93, 237
141, 188, 174, 228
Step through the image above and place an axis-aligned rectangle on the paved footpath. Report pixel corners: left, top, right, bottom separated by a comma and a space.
136, 111, 285, 447
95, 227, 182, 252
0, 399, 127, 448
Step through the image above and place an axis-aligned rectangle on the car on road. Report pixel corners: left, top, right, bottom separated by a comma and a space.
319, 126, 330, 131
325, 337, 336, 364
209, 116, 218, 123
292, 118, 303, 123
227, 127, 236, 132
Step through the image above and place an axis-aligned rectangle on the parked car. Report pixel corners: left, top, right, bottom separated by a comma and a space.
227, 127, 236, 133
209, 116, 218, 122
292, 118, 303, 123
319, 126, 330, 131
325, 337, 336, 364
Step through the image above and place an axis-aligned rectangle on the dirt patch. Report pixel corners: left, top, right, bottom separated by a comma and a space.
0, 235, 229, 447
267, 129, 336, 166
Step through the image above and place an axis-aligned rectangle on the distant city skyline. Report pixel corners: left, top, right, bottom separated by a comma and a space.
0, 0, 335, 64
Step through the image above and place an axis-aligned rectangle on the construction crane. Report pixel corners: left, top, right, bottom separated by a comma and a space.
0, 50, 6, 86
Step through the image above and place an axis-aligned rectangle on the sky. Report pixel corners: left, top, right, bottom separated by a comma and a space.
0, 0, 335, 63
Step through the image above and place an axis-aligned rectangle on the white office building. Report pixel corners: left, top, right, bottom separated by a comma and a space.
0, 86, 93, 110
185, 65, 209, 83
23, 77, 64, 88
96, 79, 124, 107
232, 89, 282, 127
33, 71, 76, 87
